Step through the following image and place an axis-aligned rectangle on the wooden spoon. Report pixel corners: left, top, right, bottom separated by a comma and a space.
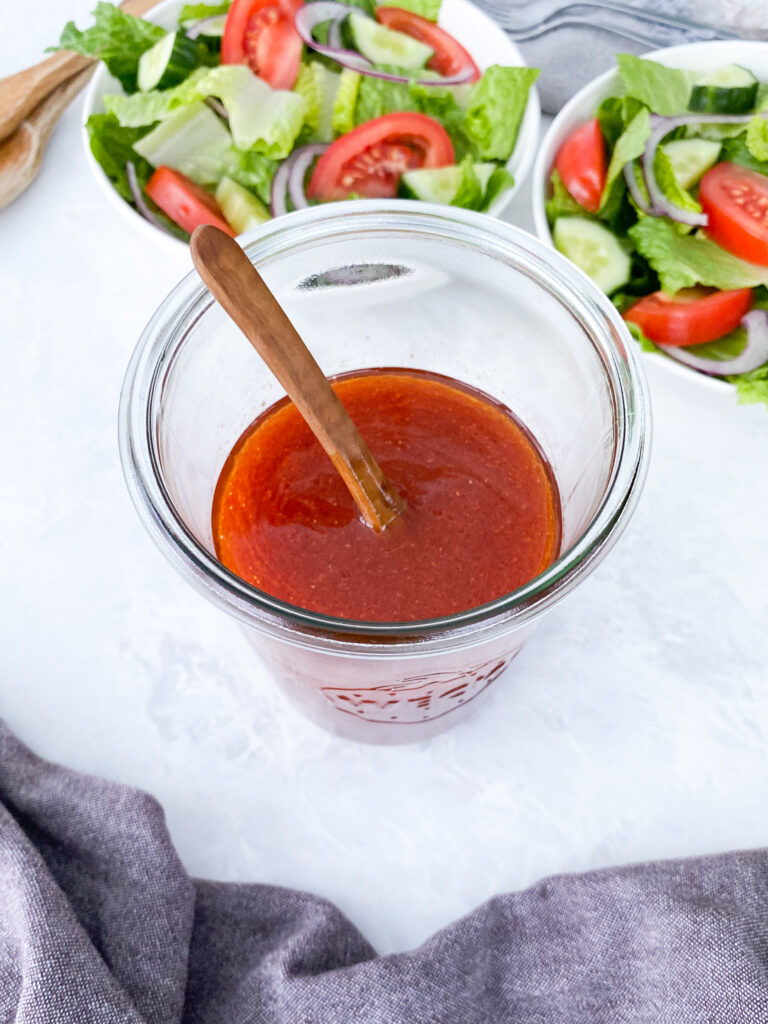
190, 225, 406, 533
0, 0, 161, 144
0, 65, 95, 211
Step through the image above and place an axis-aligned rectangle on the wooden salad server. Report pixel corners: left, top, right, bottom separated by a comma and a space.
0, 66, 100, 210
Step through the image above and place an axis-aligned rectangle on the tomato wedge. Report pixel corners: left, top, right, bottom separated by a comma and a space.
700, 162, 768, 266
145, 167, 235, 236
375, 8, 480, 81
554, 119, 607, 214
623, 287, 753, 347
307, 112, 455, 200
221, 0, 303, 90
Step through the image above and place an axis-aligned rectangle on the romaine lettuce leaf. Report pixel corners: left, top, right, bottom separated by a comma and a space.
720, 134, 768, 175
52, 2, 164, 92
746, 116, 768, 162
729, 365, 768, 408
652, 145, 701, 220
375, 0, 441, 20
105, 65, 307, 158
103, 69, 209, 125
85, 112, 153, 201
616, 54, 695, 117
331, 70, 361, 135
597, 95, 646, 148
463, 65, 538, 161
409, 81, 475, 158
450, 158, 484, 210
222, 149, 277, 204
179, 1, 230, 23
85, 112, 188, 237
628, 217, 768, 292
354, 75, 416, 125
133, 101, 233, 184
601, 107, 650, 208
545, 168, 586, 222
480, 165, 514, 211
294, 63, 340, 142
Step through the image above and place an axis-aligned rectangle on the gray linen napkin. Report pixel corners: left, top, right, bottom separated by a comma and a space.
485, 0, 768, 112
1, 719, 768, 1023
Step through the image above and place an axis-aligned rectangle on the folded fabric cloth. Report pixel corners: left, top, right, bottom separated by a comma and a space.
1, 720, 768, 1023
486, 0, 768, 112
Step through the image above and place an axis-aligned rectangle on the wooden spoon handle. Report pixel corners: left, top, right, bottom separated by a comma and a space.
0, 53, 91, 143
190, 226, 406, 534
31, 65, 98, 139
0, 0, 162, 143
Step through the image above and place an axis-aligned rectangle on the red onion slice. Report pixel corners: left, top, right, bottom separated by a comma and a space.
659, 308, 768, 376
270, 158, 293, 217
642, 114, 708, 227
271, 143, 329, 216
341, 62, 474, 86
623, 159, 656, 215
328, 17, 343, 50
287, 143, 329, 209
205, 97, 229, 122
293, 2, 475, 85
125, 161, 179, 239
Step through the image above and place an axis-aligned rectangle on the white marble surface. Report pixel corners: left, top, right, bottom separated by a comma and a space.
2, 2, 768, 957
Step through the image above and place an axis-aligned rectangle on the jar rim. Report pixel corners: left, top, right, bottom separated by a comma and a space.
119, 201, 651, 655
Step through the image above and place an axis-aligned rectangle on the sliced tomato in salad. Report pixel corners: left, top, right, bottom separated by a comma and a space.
700, 162, 768, 267
221, 0, 304, 90
374, 8, 480, 81
145, 167, 235, 236
554, 119, 607, 214
623, 286, 753, 347
307, 112, 455, 200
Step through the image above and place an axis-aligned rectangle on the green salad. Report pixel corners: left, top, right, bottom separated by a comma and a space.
546, 53, 768, 410
55, 0, 537, 240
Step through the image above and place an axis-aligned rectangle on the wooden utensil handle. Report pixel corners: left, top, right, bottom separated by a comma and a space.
190, 226, 405, 533
0, 0, 162, 143
32, 65, 98, 138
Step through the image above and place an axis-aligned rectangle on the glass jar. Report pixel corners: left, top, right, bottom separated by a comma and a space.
119, 201, 651, 743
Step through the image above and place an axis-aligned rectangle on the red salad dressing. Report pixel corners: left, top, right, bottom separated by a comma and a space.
212, 369, 560, 622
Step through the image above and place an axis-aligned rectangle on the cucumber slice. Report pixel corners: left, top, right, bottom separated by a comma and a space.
400, 165, 462, 203
138, 31, 199, 91
399, 163, 497, 204
343, 13, 433, 70
661, 138, 721, 190
553, 217, 631, 295
689, 64, 759, 115
215, 176, 271, 233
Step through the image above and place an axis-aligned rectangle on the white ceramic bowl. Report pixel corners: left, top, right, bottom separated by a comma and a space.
532, 40, 768, 392
82, 0, 541, 248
